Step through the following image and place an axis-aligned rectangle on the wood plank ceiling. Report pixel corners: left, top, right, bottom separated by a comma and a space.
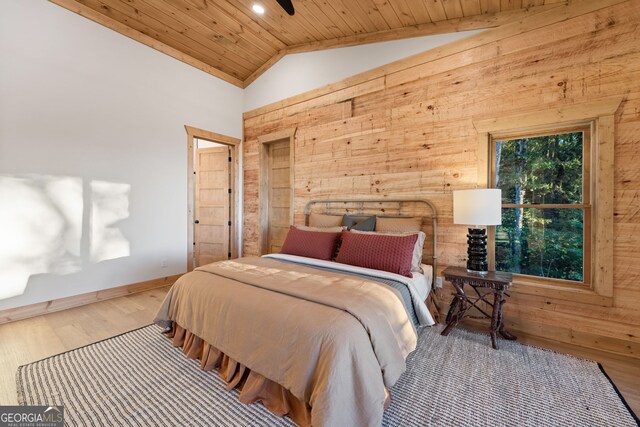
52, 0, 567, 88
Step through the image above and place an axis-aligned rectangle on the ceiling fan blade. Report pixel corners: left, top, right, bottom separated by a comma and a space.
276, 0, 295, 15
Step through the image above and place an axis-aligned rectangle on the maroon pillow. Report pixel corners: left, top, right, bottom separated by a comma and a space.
335, 231, 418, 277
280, 226, 342, 261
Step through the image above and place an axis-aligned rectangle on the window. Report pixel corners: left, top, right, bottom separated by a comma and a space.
473, 97, 620, 305
491, 127, 591, 285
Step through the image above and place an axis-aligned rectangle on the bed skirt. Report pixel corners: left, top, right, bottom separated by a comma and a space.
168, 323, 312, 427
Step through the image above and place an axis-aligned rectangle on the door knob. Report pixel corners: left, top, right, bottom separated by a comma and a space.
195, 220, 200, 224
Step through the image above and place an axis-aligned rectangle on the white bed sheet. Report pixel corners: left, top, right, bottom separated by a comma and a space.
412, 264, 433, 302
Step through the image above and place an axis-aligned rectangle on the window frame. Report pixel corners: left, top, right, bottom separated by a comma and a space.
473, 98, 621, 306
489, 124, 592, 287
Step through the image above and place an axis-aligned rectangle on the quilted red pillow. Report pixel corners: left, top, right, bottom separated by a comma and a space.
336, 231, 418, 277
280, 226, 342, 261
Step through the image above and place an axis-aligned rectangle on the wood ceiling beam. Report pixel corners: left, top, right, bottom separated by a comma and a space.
243, 0, 629, 118
49, 0, 245, 87
282, 3, 567, 55
47, 0, 608, 95
240, 2, 567, 87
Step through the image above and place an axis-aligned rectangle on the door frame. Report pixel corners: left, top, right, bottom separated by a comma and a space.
186, 125, 241, 271
258, 127, 296, 255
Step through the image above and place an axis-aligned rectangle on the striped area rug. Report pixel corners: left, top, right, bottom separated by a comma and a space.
17, 325, 639, 427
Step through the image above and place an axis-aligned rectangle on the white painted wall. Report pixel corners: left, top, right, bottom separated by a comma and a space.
243, 30, 483, 112
0, 1, 243, 310
0, 1, 481, 312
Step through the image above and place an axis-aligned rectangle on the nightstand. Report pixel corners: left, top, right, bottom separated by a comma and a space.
441, 266, 517, 349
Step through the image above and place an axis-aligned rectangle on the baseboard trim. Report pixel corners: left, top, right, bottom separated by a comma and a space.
0, 274, 184, 325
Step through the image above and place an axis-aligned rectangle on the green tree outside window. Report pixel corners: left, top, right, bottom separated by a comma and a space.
493, 129, 588, 282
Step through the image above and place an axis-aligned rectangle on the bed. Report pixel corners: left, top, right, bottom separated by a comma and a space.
154, 199, 438, 427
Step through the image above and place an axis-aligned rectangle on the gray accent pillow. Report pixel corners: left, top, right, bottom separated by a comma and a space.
342, 215, 376, 231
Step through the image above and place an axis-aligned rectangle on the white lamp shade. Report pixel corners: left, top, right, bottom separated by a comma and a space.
453, 189, 502, 226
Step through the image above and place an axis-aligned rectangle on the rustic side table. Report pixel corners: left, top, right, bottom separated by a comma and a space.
441, 266, 517, 349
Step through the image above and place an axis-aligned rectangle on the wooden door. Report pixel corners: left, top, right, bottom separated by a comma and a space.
195, 146, 231, 266
267, 140, 291, 253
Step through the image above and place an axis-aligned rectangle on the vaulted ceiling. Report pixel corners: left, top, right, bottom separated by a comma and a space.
51, 0, 567, 88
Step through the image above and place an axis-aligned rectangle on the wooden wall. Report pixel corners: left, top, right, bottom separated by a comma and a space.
242, 0, 640, 358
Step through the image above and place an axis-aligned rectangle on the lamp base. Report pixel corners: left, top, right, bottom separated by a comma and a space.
466, 228, 488, 273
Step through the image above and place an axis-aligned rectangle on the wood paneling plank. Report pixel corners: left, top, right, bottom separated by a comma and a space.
425, 0, 452, 21
130, 0, 265, 69
232, 0, 321, 45
371, 0, 405, 28
243, 0, 640, 360
294, 1, 347, 39
166, 0, 279, 60
190, 0, 287, 49
480, 0, 503, 13
335, 0, 380, 33
442, 0, 466, 19
246, 0, 611, 117
461, 0, 483, 16
393, 0, 429, 26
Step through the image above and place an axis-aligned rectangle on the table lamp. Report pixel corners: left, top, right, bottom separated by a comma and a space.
453, 189, 502, 275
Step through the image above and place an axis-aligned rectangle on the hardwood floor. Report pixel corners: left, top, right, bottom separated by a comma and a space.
0, 286, 638, 418
0, 286, 170, 406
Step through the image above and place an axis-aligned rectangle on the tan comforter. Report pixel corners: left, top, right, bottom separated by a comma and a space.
155, 256, 418, 427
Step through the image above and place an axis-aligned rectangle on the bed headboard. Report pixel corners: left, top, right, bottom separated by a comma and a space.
303, 199, 438, 275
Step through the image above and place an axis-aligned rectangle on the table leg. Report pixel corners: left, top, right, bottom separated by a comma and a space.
490, 291, 501, 349
498, 297, 517, 341
445, 296, 459, 324
491, 291, 517, 347
442, 279, 468, 337
441, 294, 467, 336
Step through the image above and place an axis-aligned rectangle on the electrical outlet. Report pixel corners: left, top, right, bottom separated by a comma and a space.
435, 277, 443, 288
161, 258, 168, 268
